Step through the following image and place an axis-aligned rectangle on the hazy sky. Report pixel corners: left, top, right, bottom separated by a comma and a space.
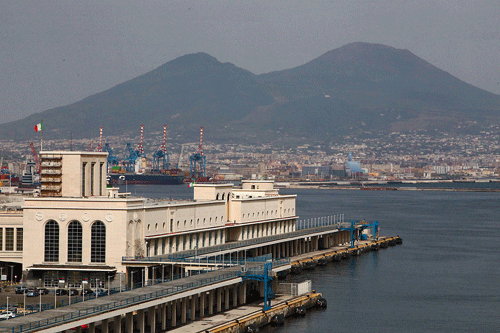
2, 1, 500, 124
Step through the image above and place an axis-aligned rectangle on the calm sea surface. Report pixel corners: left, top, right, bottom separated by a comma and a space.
121, 185, 500, 332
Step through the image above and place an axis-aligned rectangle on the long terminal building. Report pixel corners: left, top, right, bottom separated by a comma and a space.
0, 151, 352, 289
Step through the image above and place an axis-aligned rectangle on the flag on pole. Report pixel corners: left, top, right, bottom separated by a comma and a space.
34, 123, 43, 132
188, 182, 195, 187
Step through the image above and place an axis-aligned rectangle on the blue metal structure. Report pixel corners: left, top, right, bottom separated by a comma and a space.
103, 143, 119, 168
123, 143, 139, 172
189, 127, 206, 179
242, 261, 274, 311
152, 125, 169, 172
340, 220, 379, 248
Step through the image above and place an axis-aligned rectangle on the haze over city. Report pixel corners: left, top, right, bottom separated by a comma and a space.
2, 1, 500, 124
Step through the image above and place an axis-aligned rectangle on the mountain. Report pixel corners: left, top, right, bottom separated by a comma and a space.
0, 53, 274, 141
1, 42, 500, 143
252, 42, 500, 136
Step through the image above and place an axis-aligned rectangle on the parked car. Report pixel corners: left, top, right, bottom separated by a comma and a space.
95, 289, 108, 297
69, 289, 79, 296
0, 311, 16, 320
38, 288, 49, 295
55, 289, 68, 296
27, 289, 39, 297
81, 289, 94, 296
14, 286, 28, 294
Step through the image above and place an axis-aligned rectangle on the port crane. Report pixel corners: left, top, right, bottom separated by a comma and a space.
122, 125, 145, 172
29, 142, 41, 174
95, 127, 103, 152
104, 143, 119, 168
340, 220, 379, 248
152, 125, 169, 172
189, 127, 206, 179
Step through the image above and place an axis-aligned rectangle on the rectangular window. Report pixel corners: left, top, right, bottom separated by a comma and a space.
5, 228, 14, 251
162, 238, 166, 254
16, 228, 22, 251
0, 228, 3, 251
82, 162, 87, 196
90, 162, 95, 196
170, 219, 173, 232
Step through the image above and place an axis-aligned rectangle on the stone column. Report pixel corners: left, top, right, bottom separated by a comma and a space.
88, 322, 96, 333
190, 295, 197, 321
137, 309, 145, 333
217, 288, 222, 312
181, 298, 187, 324
148, 306, 156, 333
239, 280, 247, 305
161, 304, 167, 330
114, 315, 122, 333
233, 285, 238, 307
171, 301, 177, 327
125, 312, 133, 332
101, 319, 109, 333
208, 290, 214, 315
224, 286, 230, 310
200, 292, 206, 318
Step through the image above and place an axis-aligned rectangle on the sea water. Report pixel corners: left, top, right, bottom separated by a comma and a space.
121, 185, 500, 332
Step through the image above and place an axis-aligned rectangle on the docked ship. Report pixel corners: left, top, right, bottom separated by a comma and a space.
107, 171, 184, 185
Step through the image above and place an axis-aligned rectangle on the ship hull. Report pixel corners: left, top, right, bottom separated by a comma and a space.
108, 173, 184, 185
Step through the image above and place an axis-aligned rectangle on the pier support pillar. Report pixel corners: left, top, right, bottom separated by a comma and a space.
200, 292, 206, 318
161, 304, 167, 330
239, 281, 247, 305
88, 322, 95, 333
208, 290, 214, 315
172, 301, 177, 327
148, 306, 156, 333
217, 287, 222, 312
101, 319, 109, 333
75, 327, 82, 333
114, 315, 122, 333
233, 285, 238, 307
137, 309, 145, 333
125, 312, 133, 332
181, 298, 187, 324
191, 295, 197, 320
225, 286, 230, 310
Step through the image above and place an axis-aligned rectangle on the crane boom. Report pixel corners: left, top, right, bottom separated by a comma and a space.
29, 142, 41, 173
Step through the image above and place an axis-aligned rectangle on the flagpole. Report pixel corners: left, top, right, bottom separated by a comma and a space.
40, 119, 43, 152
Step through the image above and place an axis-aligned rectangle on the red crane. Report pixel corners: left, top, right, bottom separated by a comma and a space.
95, 127, 103, 152
135, 125, 145, 156
29, 142, 41, 173
196, 127, 204, 155
159, 125, 167, 155
87, 141, 93, 152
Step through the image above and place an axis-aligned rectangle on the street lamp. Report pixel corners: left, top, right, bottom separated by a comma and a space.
6, 297, 9, 320
107, 276, 111, 296
9, 266, 14, 284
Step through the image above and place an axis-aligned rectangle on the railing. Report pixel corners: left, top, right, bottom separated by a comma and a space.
6, 270, 242, 333
123, 215, 347, 262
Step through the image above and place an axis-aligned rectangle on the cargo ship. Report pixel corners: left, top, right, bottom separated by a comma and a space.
107, 172, 184, 185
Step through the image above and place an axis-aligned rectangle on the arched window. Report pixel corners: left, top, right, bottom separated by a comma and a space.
216, 193, 219, 200
44, 220, 59, 262
67, 221, 82, 262
91, 221, 106, 263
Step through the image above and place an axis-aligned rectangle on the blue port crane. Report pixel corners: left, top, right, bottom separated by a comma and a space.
189, 127, 206, 179
104, 143, 119, 168
340, 220, 379, 248
122, 143, 139, 172
152, 125, 169, 172
241, 261, 274, 311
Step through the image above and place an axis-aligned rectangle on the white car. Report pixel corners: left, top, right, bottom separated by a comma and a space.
0, 311, 15, 320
